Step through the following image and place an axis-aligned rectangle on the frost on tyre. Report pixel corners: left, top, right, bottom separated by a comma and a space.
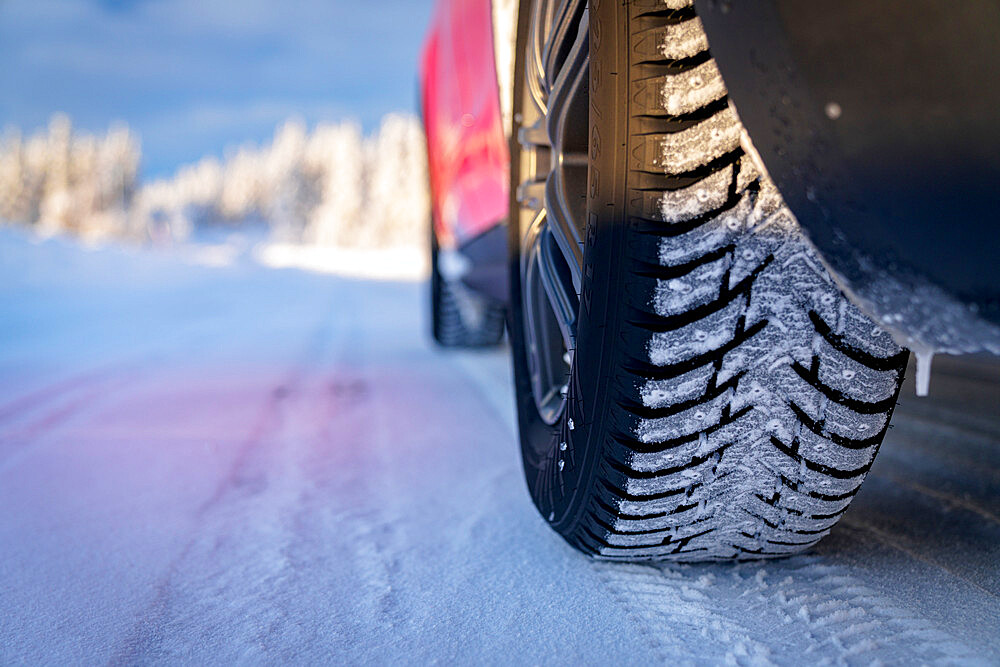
508, 0, 907, 560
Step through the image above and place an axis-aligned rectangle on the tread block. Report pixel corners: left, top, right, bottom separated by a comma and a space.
630, 19, 708, 62
644, 297, 745, 366
629, 107, 741, 175
631, 58, 726, 117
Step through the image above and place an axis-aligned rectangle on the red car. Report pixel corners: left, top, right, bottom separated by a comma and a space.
421, 0, 510, 346
421, 0, 1000, 561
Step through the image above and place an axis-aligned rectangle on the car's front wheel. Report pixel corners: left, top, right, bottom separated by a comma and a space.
508, 0, 908, 560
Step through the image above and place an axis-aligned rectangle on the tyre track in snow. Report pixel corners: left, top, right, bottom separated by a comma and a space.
0, 316, 257, 473
455, 348, 997, 664
0, 302, 231, 422
0, 356, 167, 452
110, 285, 412, 663
0, 366, 126, 424
592, 556, 978, 665
286, 287, 410, 653
592, 561, 774, 664
0, 369, 140, 472
0, 351, 198, 477
109, 299, 358, 663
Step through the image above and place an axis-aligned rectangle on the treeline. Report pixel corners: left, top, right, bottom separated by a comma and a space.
0, 113, 429, 249
0, 114, 140, 238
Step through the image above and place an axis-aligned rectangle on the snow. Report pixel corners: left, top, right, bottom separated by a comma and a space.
0, 229, 998, 664
657, 163, 733, 223
661, 59, 727, 117
655, 106, 741, 175
658, 18, 710, 61
255, 243, 427, 282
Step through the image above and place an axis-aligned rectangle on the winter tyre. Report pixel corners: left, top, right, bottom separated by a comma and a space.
430, 228, 506, 348
508, 0, 908, 560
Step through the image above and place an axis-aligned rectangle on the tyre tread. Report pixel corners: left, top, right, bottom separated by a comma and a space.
549, 2, 907, 560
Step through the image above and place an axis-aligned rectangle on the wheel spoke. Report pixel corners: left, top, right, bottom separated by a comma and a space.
522, 211, 574, 424
521, 211, 576, 352
517, 178, 546, 211
525, 0, 555, 114
543, 7, 589, 290
542, 0, 587, 91
537, 225, 577, 353
544, 172, 583, 291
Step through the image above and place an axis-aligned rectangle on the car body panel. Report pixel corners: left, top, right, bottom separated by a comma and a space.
420, 0, 510, 251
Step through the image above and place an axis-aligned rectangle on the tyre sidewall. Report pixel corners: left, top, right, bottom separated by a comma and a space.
511, 0, 633, 546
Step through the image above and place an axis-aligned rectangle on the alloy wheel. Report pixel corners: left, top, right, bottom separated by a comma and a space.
515, 0, 589, 426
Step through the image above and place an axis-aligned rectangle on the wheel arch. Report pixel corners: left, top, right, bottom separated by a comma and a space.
696, 0, 1000, 351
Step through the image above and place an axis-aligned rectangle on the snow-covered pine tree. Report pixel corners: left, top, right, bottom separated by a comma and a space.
0, 112, 430, 250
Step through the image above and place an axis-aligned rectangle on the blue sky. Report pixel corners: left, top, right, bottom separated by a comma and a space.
0, 0, 436, 177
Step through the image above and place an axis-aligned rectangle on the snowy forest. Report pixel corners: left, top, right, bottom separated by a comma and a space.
0, 113, 429, 250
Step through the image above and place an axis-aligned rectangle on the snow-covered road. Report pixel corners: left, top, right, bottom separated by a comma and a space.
1, 230, 998, 665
